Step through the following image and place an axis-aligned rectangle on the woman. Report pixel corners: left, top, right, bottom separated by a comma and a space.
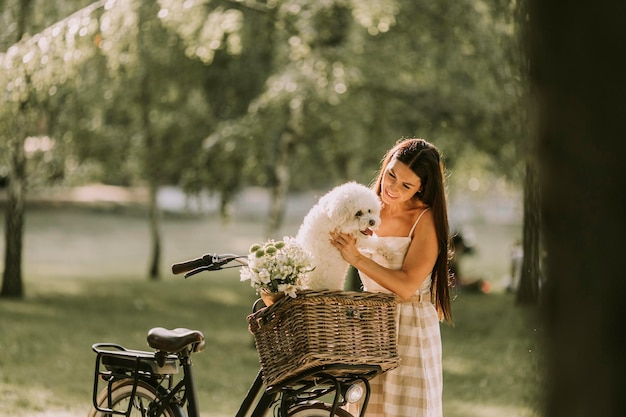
331, 138, 452, 417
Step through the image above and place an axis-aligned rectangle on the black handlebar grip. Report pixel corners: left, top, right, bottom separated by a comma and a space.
171, 255, 212, 275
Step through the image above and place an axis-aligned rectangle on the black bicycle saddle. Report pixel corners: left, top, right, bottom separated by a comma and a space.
147, 327, 206, 353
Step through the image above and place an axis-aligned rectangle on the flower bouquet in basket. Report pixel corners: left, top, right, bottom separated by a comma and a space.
239, 237, 314, 305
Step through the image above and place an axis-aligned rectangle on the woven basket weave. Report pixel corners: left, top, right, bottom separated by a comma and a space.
247, 290, 399, 387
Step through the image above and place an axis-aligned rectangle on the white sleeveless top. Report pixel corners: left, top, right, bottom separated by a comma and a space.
358, 208, 432, 295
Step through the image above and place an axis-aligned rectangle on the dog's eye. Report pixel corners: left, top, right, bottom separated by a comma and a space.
355, 210, 363, 217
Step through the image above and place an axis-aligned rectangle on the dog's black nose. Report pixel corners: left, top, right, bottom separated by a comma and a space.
369, 219, 376, 227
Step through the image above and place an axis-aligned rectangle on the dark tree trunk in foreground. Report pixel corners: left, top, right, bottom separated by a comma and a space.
530, 1, 626, 416
516, 158, 541, 304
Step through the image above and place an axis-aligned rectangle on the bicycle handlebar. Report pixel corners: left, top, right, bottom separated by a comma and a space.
171, 254, 215, 274
171, 253, 247, 278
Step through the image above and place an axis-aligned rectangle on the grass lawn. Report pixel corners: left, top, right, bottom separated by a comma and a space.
0, 206, 541, 417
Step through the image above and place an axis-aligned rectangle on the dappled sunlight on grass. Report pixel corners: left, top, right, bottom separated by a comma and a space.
0, 381, 88, 417
0, 297, 61, 318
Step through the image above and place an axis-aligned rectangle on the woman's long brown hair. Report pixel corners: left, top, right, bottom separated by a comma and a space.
373, 138, 453, 323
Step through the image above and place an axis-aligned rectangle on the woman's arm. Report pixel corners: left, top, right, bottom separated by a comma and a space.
330, 212, 439, 300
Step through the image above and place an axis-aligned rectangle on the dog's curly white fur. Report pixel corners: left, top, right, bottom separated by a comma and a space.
296, 182, 381, 290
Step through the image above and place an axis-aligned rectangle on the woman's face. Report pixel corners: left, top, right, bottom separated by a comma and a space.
380, 158, 422, 205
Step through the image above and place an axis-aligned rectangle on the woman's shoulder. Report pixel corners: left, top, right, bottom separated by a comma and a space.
378, 206, 431, 237
408, 206, 434, 237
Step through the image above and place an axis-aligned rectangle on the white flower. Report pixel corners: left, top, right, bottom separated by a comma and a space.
239, 237, 314, 298
278, 283, 299, 298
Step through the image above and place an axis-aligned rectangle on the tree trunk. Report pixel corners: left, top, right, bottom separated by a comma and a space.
266, 99, 302, 237
147, 181, 161, 280
267, 129, 293, 238
140, 74, 161, 281
530, 1, 626, 416
516, 158, 541, 304
1, 0, 33, 299
137, 1, 161, 280
1, 132, 26, 298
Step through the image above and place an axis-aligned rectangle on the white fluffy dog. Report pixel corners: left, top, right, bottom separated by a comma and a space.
296, 182, 381, 291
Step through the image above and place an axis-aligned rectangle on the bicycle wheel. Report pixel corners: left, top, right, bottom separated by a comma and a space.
288, 402, 353, 417
88, 378, 180, 417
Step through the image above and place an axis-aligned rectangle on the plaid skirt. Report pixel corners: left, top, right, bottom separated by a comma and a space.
346, 296, 443, 417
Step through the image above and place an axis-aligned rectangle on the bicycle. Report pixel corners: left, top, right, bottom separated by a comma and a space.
89, 252, 394, 417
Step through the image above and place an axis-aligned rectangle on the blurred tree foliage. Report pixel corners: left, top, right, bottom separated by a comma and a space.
1, 0, 524, 206
1, 0, 526, 291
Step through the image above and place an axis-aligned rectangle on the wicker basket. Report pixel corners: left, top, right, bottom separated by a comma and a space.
247, 290, 399, 387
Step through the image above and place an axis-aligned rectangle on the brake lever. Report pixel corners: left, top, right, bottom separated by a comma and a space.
184, 267, 208, 279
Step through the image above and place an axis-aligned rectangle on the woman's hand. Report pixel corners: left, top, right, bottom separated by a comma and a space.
330, 231, 363, 266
